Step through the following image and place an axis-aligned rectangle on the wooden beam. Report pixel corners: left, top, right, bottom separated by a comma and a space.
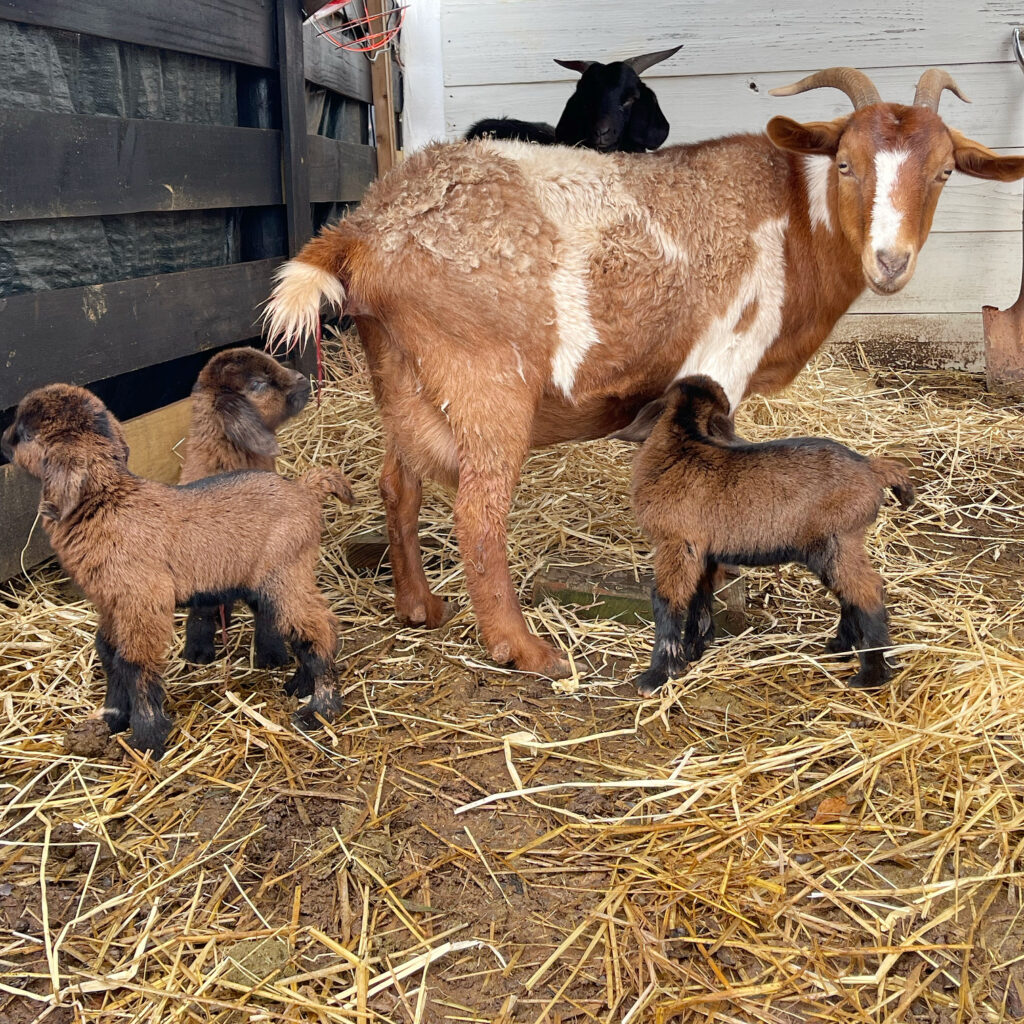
0, 260, 278, 410
0, 0, 276, 68
0, 111, 281, 221
365, 0, 398, 174
306, 136, 377, 202
277, 0, 313, 256
303, 20, 373, 103
0, 398, 193, 583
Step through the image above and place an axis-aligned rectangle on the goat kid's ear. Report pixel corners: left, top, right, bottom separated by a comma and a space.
40, 450, 89, 522
610, 396, 668, 443
949, 129, 1024, 182
766, 115, 847, 156
626, 83, 670, 151
706, 412, 736, 441
214, 392, 280, 457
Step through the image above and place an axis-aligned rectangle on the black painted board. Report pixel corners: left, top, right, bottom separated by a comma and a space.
0, 0, 275, 68
306, 136, 376, 203
0, 463, 49, 585
0, 111, 282, 221
0, 259, 279, 409
303, 21, 372, 103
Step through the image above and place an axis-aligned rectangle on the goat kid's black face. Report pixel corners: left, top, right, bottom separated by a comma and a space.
556, 63, 670, 152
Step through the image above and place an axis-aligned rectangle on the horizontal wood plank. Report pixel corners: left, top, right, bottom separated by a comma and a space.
441, 0, 1022, 85
0, 0, 275, 67
446, 61, 1024, 155
307, 136, 377, 202
0, 111, 282, 220
303, 21, 373, 103
0, 260, 278, 409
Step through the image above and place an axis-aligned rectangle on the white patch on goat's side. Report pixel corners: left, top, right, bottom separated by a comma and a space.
869, 149, 909, 253
673, 216, 789, 410
802, 155, 833, 232
262, 260, 346, 353
549, 248, 602, 397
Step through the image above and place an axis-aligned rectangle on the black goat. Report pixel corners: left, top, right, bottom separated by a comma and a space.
465, 45, 681, 153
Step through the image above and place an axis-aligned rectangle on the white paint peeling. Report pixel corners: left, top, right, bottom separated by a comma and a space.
802, 155, 833, 233
673, 216, 789, 410
869, 149, 909, 253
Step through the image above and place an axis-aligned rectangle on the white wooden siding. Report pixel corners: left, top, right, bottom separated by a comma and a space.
436, 0, 1024, 367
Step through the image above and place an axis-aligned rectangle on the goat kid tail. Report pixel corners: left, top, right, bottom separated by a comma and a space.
262, 247, 349, 355
870, 457, 916, 509
302, 466, 356, 506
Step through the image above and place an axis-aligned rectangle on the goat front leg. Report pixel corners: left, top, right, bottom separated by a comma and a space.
183, 605, 220, 664
380, 445, 451, 628
454, 458, 570, 679
632, 545, 702, 695
94, 627, 130, 734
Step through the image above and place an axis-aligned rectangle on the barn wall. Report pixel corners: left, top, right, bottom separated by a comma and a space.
437, 0, 1024, 370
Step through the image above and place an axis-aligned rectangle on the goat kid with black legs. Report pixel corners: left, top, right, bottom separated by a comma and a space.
180, 347, 311, 669
265, 67, 1023, 682
1, 385, 355, 759
465, 45, 681, 152
617, 376, 915, 696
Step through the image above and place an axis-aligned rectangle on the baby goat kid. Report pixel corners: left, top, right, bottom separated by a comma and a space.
180, 347, 311, 668
617, 376, 914, 696
1, 384, 354, 758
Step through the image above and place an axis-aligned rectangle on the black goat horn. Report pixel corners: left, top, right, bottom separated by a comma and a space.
553, 58, 595, 74
623, 44, 682, 74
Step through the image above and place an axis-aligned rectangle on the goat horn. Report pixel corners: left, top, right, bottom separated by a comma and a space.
624, 44, 682, 75
769, 67, 882, 110
913, 68, 970, 111
553, 58, 595, 74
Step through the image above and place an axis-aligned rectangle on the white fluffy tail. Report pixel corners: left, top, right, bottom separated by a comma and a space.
262, 260, 347, 354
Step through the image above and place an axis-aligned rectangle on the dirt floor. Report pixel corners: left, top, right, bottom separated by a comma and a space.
1, 344, 1023, 1023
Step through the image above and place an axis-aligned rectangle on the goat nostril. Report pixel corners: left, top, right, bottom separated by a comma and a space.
876, 250, 910, 278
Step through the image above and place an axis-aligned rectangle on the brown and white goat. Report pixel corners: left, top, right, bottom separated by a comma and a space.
1, 384, 354, 758
617, 375, 914, 695
263, 66, 1023, 680
179, 347, 311, 668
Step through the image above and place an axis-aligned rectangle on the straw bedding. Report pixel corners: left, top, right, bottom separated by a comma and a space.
1, 332, 1023, 1023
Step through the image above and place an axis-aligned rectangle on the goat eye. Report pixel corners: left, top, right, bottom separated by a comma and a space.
837, 161, 853, 177
937, 167, 953, 181
247, 379, 269, 394
621, 94, 637, 108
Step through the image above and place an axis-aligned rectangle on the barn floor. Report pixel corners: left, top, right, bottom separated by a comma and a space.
2, 337, 1024, 1024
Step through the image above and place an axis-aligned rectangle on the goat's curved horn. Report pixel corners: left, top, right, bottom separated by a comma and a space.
769, 67, 882, 110
913, 68, 970, 111
554, 58, 595, 75
623, 44, 682, 74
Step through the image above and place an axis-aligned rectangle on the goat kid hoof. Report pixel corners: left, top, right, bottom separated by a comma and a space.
633, 670, 668, 696
284, 671, 314, 699
254, 645, 291, 670
848, 667, 892, 690
824, 637, 856, 658
292, 704, 339, 732
183, 641, 218, 666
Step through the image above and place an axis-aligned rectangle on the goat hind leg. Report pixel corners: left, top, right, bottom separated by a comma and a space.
112, 610, 174, 759
250, 598, 291, 668
183, 605, 220, 664
94, 629, 130, 733
380, 446, 451, 629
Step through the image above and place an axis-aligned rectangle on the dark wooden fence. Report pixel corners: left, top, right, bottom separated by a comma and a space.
0, 0, 386, 581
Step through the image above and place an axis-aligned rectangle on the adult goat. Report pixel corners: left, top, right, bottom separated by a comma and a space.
265, 67, 1024, 679
465, 45, 681, 152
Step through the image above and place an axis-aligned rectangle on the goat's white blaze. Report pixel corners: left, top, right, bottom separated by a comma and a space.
673, 216, 788, 410
869, 149, 910, 253
803, 155, 833, 232
263, 260, 346, 352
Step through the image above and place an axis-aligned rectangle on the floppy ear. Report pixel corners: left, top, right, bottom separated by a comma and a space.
625, 82, 670, 151
706, 411, 736, 441
949, 129, 1024, 182
609, 396, 668, 443
40, 450, 89, 522
93, 409, 130, 463
214, 392, 280, 457
766, 115, 848, 156
554, 90, 587, 146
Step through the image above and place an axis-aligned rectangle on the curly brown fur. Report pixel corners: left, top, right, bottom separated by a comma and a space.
2, 384, 355, 759
179, 348, 313, 667
621, 375, 915, 696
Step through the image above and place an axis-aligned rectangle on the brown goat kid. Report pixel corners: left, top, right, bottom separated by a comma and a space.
1, 385, 354, 758
263, 66, 1022, 681
179, 347, 312, 668
619, 376, 914, 696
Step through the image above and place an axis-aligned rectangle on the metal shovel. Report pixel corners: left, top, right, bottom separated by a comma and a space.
983, 28, 1024, 392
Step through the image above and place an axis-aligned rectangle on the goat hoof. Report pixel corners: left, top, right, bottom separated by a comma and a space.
633, 669, 668, 696
292, 702, 340, 732
503, 638, 571, 679
183, 640, 218, 665
284, 671, 315, 699
848, 666, 892, 690
824, 636, 856, 657
396, 594, 453, 629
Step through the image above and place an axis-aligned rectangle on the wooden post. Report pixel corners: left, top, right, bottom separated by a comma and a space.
365, 0, 398, 174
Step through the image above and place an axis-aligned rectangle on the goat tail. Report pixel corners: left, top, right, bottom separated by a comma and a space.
262, 234, 354, 355
870, 457, 916, 509
301, 466, 356, 506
